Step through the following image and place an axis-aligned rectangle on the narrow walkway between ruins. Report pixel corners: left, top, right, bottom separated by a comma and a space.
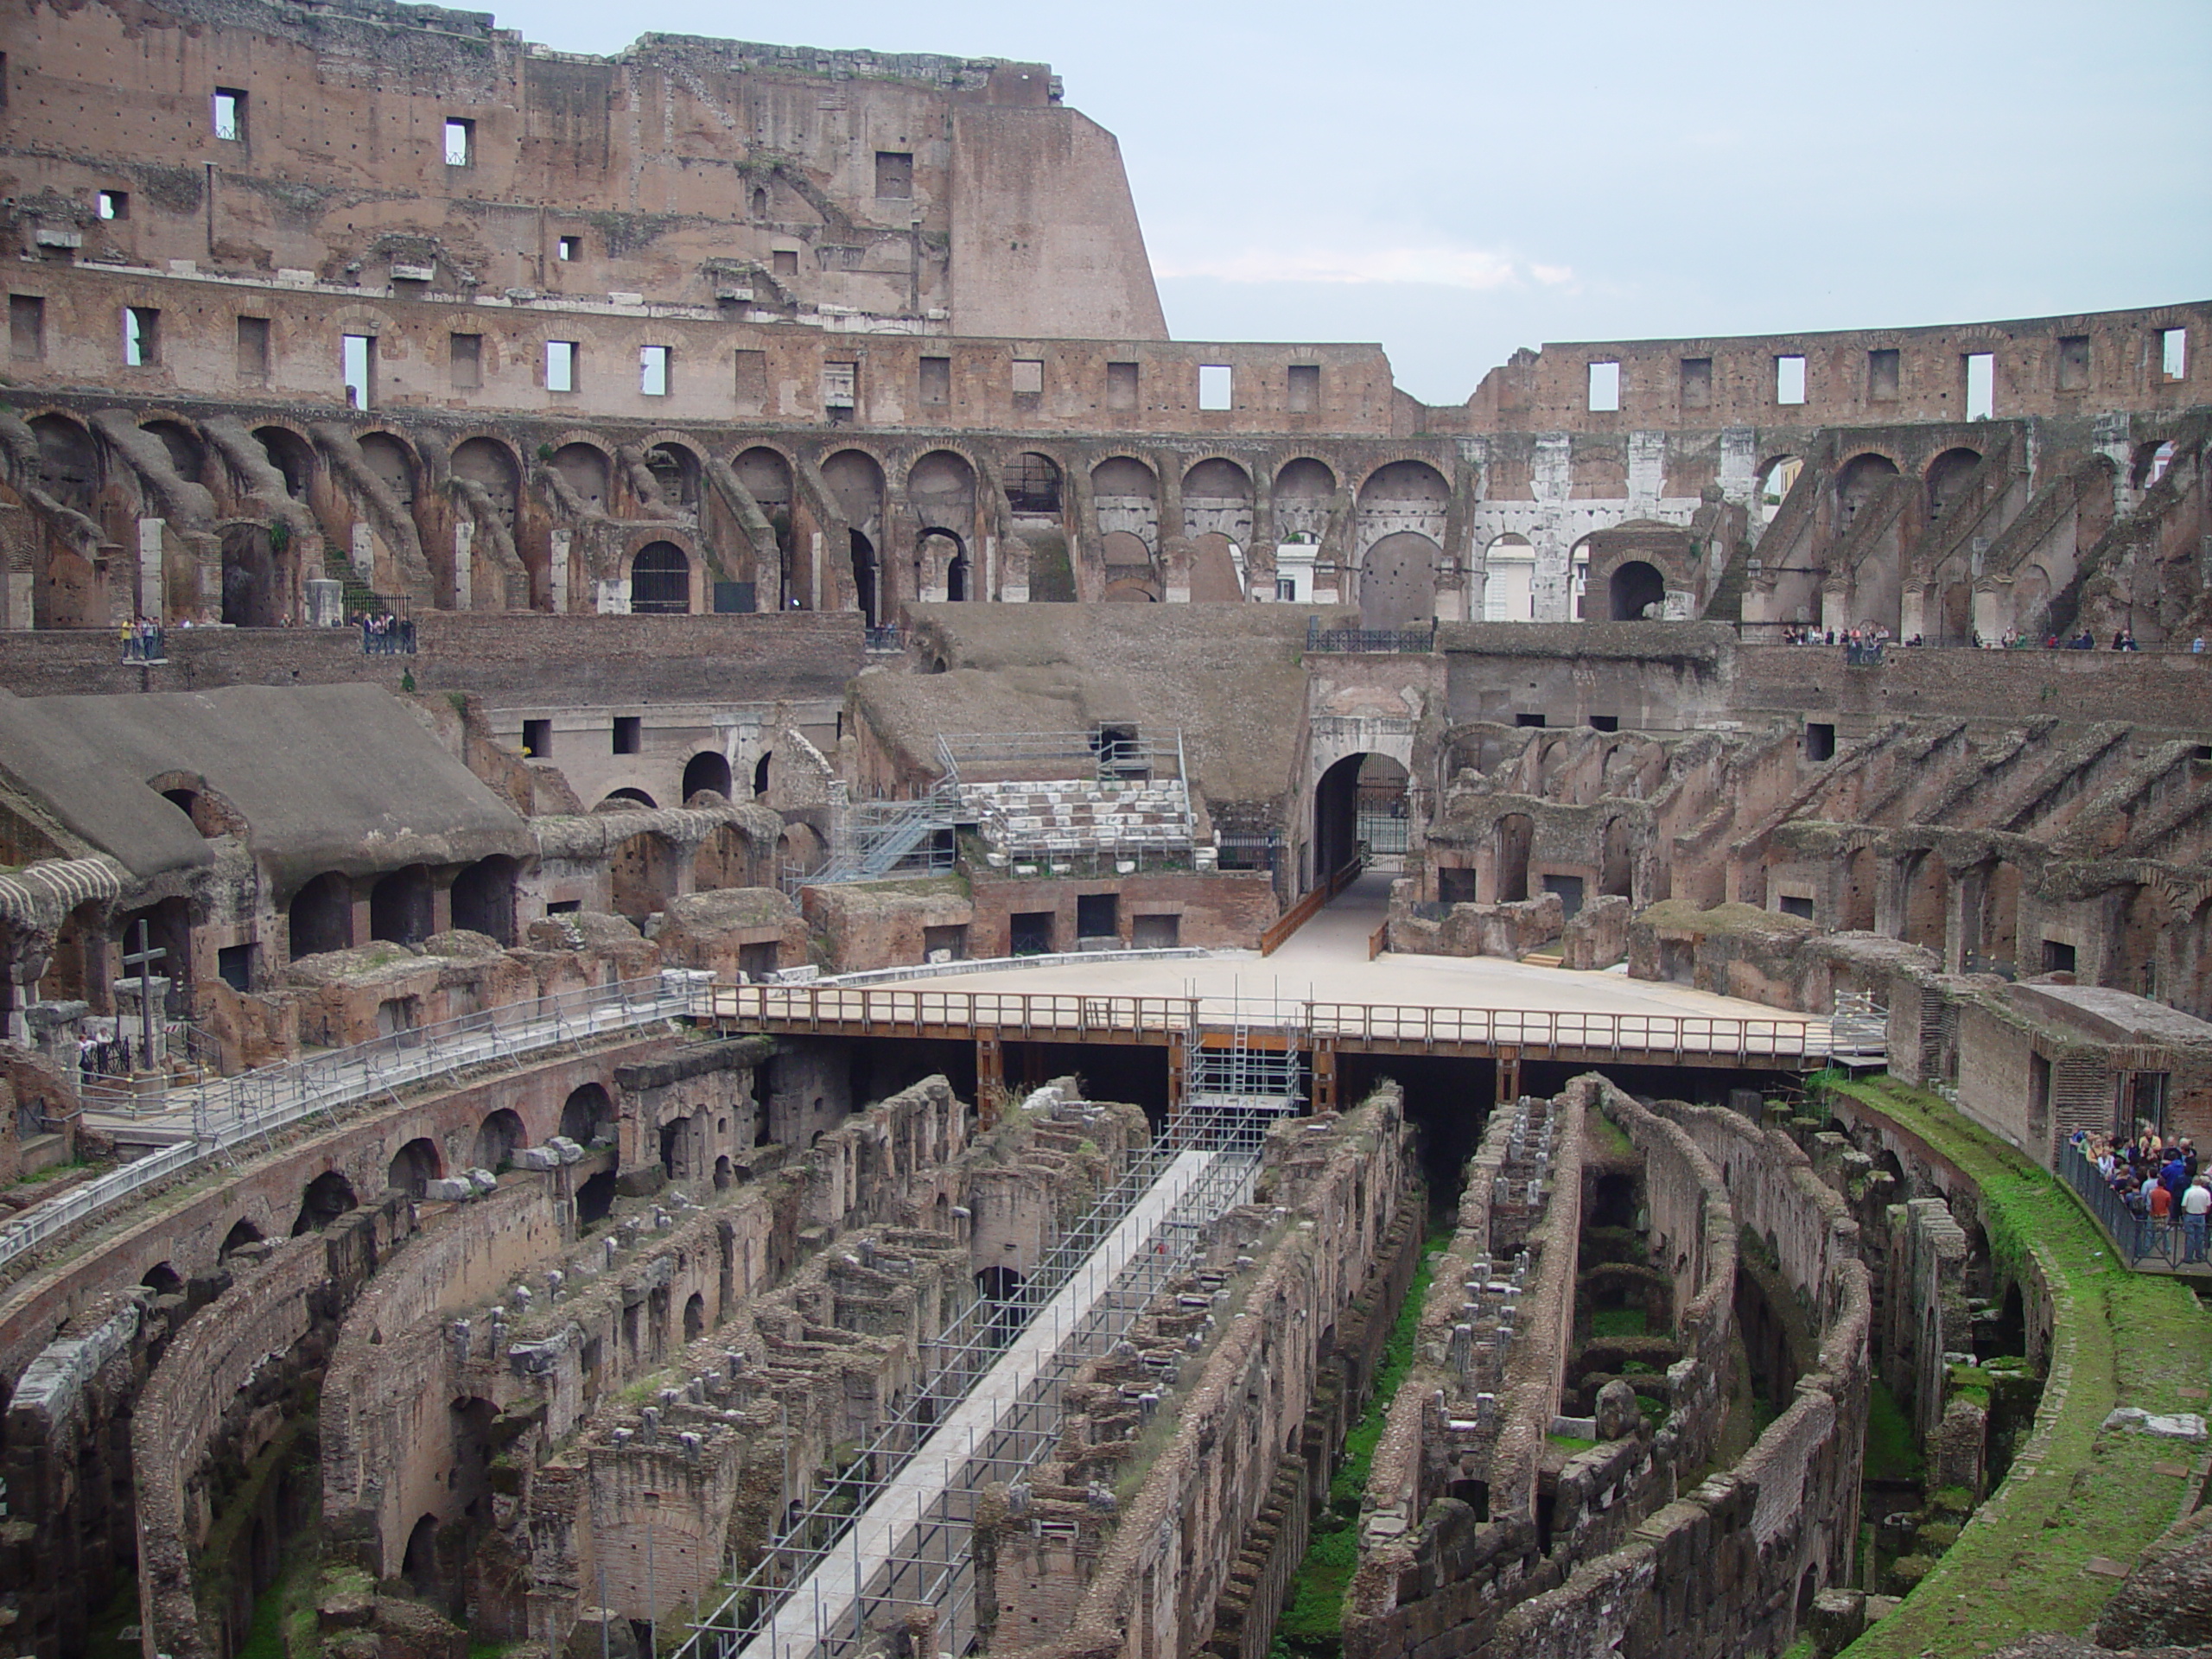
725, 1143, 1251, 1659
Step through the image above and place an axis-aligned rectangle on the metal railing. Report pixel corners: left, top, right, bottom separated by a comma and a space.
2059, 1144, 2193, 1270
705, 982, 1831, 1062
1306, 617, 1437, 654
672, 1095, 1284, 1659
0, 972, 708, 1274
862, 626, 905, 653
1260, 855, 1364, 957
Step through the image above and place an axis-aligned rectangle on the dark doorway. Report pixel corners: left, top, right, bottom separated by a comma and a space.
851, 531, 878, 625
1608, 561, 1666, 621
630, 543, 690, 613
1010, 912, 1054, 956
288, 872, 353, 960
292, 1170, 358, 1235
369, 865, 434, 946
683, 750, 733, 801
449, 856, 517, 945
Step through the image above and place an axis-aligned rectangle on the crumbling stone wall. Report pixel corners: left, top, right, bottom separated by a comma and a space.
975, 1088, 1410, 1659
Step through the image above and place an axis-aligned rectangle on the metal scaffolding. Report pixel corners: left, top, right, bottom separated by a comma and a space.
671, 1095, 1291, 1659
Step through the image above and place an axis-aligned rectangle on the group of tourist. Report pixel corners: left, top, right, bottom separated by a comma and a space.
76, 1027, 141, 1084
117, 615, 166, 663
356, 611, 417, 654
2070, 1127, 2212, 1261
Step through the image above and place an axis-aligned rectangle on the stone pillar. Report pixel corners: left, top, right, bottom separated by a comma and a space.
351, 521, 376, 583
137, 518, 166, 621
550, 528, 571, 613
306, 577, 345, 627
454, 521, 475, 611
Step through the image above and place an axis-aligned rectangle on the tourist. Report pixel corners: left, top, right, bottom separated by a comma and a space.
2183, 1178, 2212, 1262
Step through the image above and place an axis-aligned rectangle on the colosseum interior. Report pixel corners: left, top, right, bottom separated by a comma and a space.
0, 3, 2209, 1659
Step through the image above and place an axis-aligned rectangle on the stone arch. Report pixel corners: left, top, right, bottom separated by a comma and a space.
1004, 452, 1063, 516
1842, 844, 1878, 932
401, 1515, 440, 1602
1900, 849, 1948, 953
1834, 453, 1900, 527
918, 529, 969, 601
753, 753, 773, 799
1494, 813, 1534, 902
288, 872, 353, 961
562, 1083, 614, 1145
357, 431, 418, 513
472, 1108, 525, 1171
369, 864, 434, 946
1925, 447, 1982, 523
2133, 440, 2178, 490
450, 436, 522, 532
292, 1169, 358, 1235
143, 417, 207, 483
906, 449, 976, 528
601, 787, 657, 810
683, 1290, 707, 1342
1607, 560, 1667, 621
694, 821, 764, 890
1755, 454, 1802, 524
142, 1262, 185, 1295
849, 527, 880, 626
734, 446, 794, 523
29, 414, 99, 512
1358, 531, 1443, 629
1091, 456, 1158, 553
683, 750, 733, 802
1599, 817, 1635, 899
645, 441, 701, 514
1182, 456, 1254, 549
550, 442, 610, 512
1101, 577, 1160, 602
449, 855, 518, 946
628, 541, 691, 614
1313, 752, 1409, 878
386, 1136, 442, 1198
252, 425, 315, 500
220, 522, 279, 627
1272, 456, 1336, 546
219, 1218, 264, 1261
822, 448, 887, 531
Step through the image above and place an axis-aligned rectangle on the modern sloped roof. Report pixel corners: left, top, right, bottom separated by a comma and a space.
0, 683, 532, 894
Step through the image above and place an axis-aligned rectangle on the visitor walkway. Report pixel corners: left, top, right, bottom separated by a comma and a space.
707, 872, 1879, 1101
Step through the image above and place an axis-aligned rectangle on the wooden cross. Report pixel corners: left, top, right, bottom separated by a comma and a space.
120, 919, 166, 1065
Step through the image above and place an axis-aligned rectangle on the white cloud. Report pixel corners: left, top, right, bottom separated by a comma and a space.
1153, 243, 1567, 292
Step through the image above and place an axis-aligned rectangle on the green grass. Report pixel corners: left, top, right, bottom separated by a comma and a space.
1859, 1378, 1923, 1484
1274, 1231, 1446, 1657
1827, 1076, 2212, 1657
1588, 1306, 1647, 1338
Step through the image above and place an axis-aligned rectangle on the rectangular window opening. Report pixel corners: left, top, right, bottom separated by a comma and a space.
1586, 360, 1621, 411
443, 118, 474, 168
1778, 895, 1815, 921
1867, 348, 1900, 402
922, 923, 967, 963
2160, 327, 2188, 381
918, 355, 950, 408
1275, 576, 1296, 601
1076, 893, 1118, 940
734, 348, 767, 413
2042, 938, 2077, 976
216, 943, 254, 993
1963, 352, 1995, 420
234, 315, 269, 378
640, 344, 670, 397
449, 332, 482, 390
1515, 712, 1548, 728
874, 151, 913, 200
1106, 360, 1139, 410
822, 361, 857, 418
1198, 364, 1233, 410
124, 305, 160, 366
555, 235, 579, 262
1680, 357, 1712, 408
97, 190, 129, 222
213, 88, 246, 142
10, 294, 46, 361
341, 334, 374, 409
612, 715, 641, 755
1010, 357, 1043, 396
2056, 335, 2090, 391
522, 719, 552, 759
1586, 714, 1618, 733
546, 340, 577, 392
1805, 721, 1836, 762
1131, 912, 1179, 950
1287, 363, 1319, 412
771, 248, 798, 278
1775, 353, 1807, 405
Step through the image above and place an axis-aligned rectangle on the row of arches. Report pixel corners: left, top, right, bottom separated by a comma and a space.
286, 855, 520, 962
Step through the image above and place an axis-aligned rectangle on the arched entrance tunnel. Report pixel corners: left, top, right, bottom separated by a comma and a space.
1314, 750, 1409, 880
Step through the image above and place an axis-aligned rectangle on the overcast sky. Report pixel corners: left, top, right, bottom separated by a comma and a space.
493, 0, 2212, 405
